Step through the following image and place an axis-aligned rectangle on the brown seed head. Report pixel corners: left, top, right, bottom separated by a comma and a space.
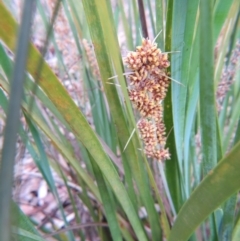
125, 38, 171, 162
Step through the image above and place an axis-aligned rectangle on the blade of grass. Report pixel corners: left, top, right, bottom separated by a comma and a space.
90, 154, 123, 241
200, 2, 219, 239
213, 0, 236, 45
12, 227, 49, 241
184, 74, 199, 195
131, 0, 141, 46
146, 0, 155, 36
67, 0, 84, 39
172, 0, 199, 200
11, 202, 42, 241
184, 23, 200, 196
36, 0, 70, 80
57, 166, 85, 240
155, 0, 164, 49
84, 75, 116, 151
171, 0, 187, 168
223, 92, 240, 152
164, 0, 183, 212
199, 0, 217, 175
143, 159, 170, 238
214, 3, 239, 87
219, 195, 237, 241
219, 88, 240, 241
118, 0, 134, 49
0, 2, 34, 240
168, 141, 240, 241
25, 115, 75, 241
233, 216, 240, 241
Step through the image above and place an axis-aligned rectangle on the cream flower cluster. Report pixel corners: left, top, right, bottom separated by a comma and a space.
125, 38, 170, 161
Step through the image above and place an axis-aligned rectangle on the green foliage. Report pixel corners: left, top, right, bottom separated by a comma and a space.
0, 0, 239, 241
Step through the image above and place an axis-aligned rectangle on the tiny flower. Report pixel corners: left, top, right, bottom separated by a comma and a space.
125, 38, 171, 162
159, 53, 170, 68
125, 52, 143, 70
153, 148, 171, 161
129, 68, 148, 86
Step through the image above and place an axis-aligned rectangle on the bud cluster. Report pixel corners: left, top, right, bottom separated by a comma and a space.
82, 39, 101, 80
125, 38, 171, 161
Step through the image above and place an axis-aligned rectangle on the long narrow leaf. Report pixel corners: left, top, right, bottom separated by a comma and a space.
164, 0, 183, 212
0, 2, 34, 240
199, 0, 217, 175
168, 141, 240, 241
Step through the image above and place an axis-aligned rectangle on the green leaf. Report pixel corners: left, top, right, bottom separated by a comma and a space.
171, 0, 199, 201
199, 0, 217, 175
90, 154, 123, 241
11, 202, 42, 241
213, 0, 236, 45
12, 227, 46, 241
233, 215, 240, 241
168, 141, 240, 241
155, 0, 164, 48
25, 115, 75, 241
219, 195, 237, 241
164, 0, 183, 213
0, 2, 34, 240
219, 115, 240, 241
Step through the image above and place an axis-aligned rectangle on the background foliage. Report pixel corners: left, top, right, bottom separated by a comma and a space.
0, 0, 239, 240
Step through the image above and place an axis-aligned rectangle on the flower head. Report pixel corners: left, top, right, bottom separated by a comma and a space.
125, 38, 171, 162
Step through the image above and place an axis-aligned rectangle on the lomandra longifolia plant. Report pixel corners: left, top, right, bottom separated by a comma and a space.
0, 0, 239, 241
125, 38, 171, 162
